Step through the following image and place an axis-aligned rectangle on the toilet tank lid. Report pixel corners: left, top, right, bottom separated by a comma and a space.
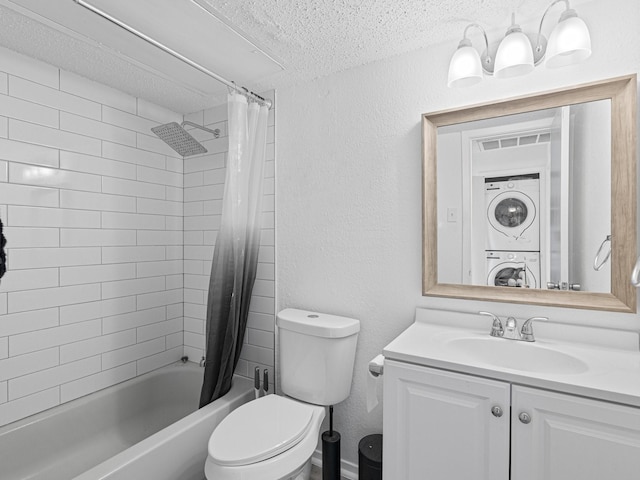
277, 309, 360, 338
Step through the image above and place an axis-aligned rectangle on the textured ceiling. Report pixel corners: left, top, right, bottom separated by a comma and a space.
0, 0, 593, 114
209, 0, 576, 91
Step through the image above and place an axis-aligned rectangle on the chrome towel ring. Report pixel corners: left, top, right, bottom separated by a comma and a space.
593, 235, 611, 271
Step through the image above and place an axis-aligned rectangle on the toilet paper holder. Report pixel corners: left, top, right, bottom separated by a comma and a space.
369, 354, 385, 377
367, 354, 384, 413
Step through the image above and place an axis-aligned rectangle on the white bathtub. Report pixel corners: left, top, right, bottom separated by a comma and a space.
0, 362, 254, 480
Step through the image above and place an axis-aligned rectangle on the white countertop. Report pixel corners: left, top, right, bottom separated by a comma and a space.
383, 309, 640, 407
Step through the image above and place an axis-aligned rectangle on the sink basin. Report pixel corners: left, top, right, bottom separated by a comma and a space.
446, 337, 589, 375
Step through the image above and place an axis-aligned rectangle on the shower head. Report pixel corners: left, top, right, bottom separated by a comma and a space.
151, 122, 205, 157
151, 121, 220, 157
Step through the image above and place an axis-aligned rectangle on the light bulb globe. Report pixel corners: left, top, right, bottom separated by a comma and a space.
447, 44, 483, 88
494, 30, 534, 79
546, 15, 591, 68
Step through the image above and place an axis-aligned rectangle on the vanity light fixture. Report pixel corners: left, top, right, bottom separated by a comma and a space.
447, 0, 591, 87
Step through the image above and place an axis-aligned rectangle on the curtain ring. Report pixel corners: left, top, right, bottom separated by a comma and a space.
593, 234, 611, 271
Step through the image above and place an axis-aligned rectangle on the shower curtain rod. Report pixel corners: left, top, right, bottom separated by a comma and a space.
73, 0, 273, 109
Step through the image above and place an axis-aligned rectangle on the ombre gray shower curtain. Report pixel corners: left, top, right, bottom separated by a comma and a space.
199, 93, 269, 407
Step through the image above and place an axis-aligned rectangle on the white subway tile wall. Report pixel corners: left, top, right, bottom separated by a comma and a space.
0, 47, 188, 427
183, 98, 276, 390
0, 47, 276, 426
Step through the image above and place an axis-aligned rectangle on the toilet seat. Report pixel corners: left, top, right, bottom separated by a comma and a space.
209, 395, 315, 467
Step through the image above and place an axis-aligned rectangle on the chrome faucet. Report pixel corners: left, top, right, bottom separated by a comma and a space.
520, 316, 548, 342
480, 311, 503, 337
503, 316, 520, 339
479, 312, 548, 342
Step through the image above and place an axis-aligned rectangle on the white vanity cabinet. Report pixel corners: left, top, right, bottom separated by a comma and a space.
384, 359, 640, 480
383, 359, 510, 480
512, 385, 640, 480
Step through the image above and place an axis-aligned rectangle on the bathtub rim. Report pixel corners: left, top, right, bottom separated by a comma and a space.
0, 361, 201, 435
72, 366, 253, 480
0, 361, 254, 480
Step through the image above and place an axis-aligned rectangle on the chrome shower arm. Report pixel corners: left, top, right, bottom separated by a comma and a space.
182, 121, 220, 138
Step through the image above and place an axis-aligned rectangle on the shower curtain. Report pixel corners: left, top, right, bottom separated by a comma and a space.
0, 217, 6, 280
199, 93, 269, 407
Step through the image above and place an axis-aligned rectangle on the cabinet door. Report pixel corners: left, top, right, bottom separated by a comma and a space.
512, 385, 640, 480
383, 360, 510, 480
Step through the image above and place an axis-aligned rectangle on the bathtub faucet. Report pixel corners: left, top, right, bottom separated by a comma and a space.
199, 356, 206, 368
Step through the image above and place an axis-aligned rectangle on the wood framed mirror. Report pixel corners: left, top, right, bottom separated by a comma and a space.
422, 75, 637, 312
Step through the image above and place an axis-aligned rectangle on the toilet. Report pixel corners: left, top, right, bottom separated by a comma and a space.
205, 308, 360, 480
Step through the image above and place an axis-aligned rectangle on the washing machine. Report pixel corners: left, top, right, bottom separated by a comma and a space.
487, 251, 540, 289
485, 174, 540, 251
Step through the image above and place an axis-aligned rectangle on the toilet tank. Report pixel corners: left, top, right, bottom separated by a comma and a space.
277, 309, 360, 406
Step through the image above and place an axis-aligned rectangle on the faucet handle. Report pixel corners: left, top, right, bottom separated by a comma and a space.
520, 316, 548, 342
479, 311, 504, 337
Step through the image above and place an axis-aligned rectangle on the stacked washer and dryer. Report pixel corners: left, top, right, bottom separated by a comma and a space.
485, 173, 541, 288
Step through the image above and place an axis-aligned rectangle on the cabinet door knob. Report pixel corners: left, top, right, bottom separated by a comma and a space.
518, 412, 532, 424
491, 405, 503, 417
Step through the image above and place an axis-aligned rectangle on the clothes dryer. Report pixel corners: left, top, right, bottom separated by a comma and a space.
485, 174, 540, 251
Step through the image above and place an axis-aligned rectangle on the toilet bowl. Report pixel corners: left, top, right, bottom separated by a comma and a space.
205, 309, 360, 480
205, 395, 325, 480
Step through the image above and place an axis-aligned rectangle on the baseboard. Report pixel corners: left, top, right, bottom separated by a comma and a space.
311, 448, 358, 480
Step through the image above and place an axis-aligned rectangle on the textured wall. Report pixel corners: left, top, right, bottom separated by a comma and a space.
276, 0, 640, 472
0, 46, 186, 427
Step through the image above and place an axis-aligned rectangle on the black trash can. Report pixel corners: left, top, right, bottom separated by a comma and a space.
358, 434, 382, 480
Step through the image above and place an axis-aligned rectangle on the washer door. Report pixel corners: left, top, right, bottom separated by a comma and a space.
487, 191, 536, 239
488, 262, 538, 288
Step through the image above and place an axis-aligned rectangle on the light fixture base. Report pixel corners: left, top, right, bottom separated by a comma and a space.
529, 33, 548, 66
480, 49, 495, 75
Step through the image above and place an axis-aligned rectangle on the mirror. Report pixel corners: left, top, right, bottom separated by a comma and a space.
422, 75, 637, 312
438, 101, 612, 292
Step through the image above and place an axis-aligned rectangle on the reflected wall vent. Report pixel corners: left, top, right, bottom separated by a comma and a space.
478, 131, 551, 151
